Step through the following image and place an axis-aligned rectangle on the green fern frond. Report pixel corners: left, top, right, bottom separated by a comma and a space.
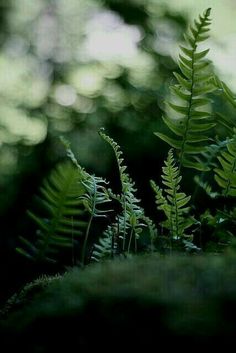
16, 163, 87, 263
91, 224, 117, 262
212, 75, 236, 108
81, 176, 112, 218
151, 149, 195, 243
61, 136, 112, 265
192, 140, 229, 199
99, 129, 152, 253
194, 175, 219, 199
214, 136, 236, 197
155, 8, 215, 171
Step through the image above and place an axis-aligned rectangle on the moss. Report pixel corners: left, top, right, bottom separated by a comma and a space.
1, 254, 236, 350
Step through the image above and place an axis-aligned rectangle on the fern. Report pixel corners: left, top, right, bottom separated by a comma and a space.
61, 137, 112, 265
192, 140, 228, 199
155, 8, 215, 171
80, 175, 112, 265
151, 149, 195, 245
214, 136, 236, 197
98, 129, 153, 254
91, 224, 116, 262
212, 75, 236, 108
16, 163, 87, 263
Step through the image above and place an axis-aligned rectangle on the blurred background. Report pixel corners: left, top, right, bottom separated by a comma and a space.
0, 0, 235, 301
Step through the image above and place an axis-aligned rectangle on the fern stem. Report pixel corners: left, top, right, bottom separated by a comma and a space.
81, 176, 97, 266
81, 213, 93, 266
127, 227, 134, 253
122, 197, 127, 251
71, 216, 75, 266
169, 162, 180, 241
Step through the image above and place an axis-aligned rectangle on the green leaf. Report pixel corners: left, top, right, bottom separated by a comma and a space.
155, 8, 213, 171
154, 132, 182, 149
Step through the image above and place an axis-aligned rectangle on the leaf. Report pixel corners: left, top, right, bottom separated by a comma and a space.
154, 132, 182, 149
155, 8, 213, 171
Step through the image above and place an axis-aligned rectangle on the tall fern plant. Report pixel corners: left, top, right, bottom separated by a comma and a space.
155, 8, 215, 171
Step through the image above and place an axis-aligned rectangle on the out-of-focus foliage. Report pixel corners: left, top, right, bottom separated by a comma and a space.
16, 162, 87, 263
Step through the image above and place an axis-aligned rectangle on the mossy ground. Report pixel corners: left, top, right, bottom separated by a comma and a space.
1, 254, 236, 351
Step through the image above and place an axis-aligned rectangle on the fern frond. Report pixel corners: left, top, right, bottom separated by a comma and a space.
61, 137, 112, 265
212, 75, 236, 108
91, 224, 117, 262
155, 8, 215, 171
151, 149, 195, 243
214, 136, 236, 197
16, 163, 87, 263
192, 140, 229, 199
99, 129, 149, 253
194, 175, 219, 199
81, 176, 112, 217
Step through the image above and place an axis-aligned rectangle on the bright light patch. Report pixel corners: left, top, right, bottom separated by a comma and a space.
209, 34, 236, 90
69, 67, 105, 96
0, 106, 47, 144
84, 10, 141, 62
54, 84, 77, 106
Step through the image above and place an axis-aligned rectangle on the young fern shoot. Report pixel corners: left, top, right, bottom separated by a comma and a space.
151, 149, 196, 249
155, 8, 215, 171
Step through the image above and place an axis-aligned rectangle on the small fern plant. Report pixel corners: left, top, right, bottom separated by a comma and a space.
151, 149, 196, 250
98, 130, 147, 253
16, 162, 87, 263
91, 129, 156, 261
155, 8, 215, 171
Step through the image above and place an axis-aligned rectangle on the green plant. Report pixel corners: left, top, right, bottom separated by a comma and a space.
214, 135, 236, 196
151, 149, 197, 251
16, 162, 87, 263
60, 137, 112, 265
15, 8, 236, 267
155, 8, 215, 171
99, 130, 147, 253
